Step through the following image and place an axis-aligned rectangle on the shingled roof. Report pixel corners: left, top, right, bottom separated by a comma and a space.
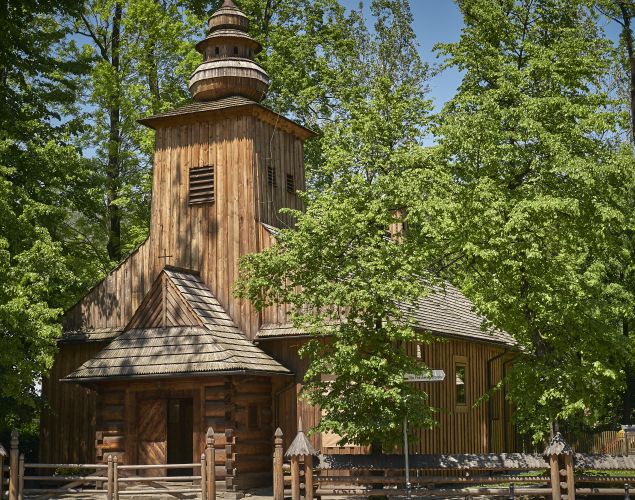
64, 268, 290, 382
137, 96, 315, 139
257, 282, 516, 348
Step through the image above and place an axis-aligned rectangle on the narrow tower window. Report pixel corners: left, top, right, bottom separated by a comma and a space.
215, 46, 219, 55
454, 355, 468, 409
234, 46, 239, 55
267, 163, 277, 187
189, 166, 215, 205
286, 174, 295, 194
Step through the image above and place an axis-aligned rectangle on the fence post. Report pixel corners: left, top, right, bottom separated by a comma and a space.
17, 453, 24, 500
563, 453, 575, 500
206, 427, 215, 500
544, 432, 575, 500
285, 420, 318, 500
290, 456, 300, 500
9, 430, 18, 500
107, 455, 113, 500
305, 453, 314, 500
113, 455, 119, 500
225, 428, 235, 491
273, 428, 284, 500
0, 443, 6, 500
548, 454, 561, 499
201, 453, 208, 500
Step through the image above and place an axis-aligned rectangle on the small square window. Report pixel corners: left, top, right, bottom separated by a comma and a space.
286, 174, 295, 194
189, 166, 214, 205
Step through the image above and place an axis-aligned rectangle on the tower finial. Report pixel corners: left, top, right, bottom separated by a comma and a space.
189, 0, 269, 102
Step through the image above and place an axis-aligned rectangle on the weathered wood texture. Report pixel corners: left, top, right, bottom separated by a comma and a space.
63, 114, 305, 341
39, 342, 106, 464
90, 375, 274, 485
263, 337, 513, 455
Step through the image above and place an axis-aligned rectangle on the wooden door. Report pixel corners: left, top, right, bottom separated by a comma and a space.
137, 399, 167, 476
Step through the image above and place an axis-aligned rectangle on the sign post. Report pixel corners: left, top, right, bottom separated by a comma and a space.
403, 369, 446, 496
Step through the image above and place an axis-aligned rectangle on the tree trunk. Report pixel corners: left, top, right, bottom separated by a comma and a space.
618, 0, 635, 425
106, 0, 123, 262
624, 319, 633, 424
619, 1, 635, 145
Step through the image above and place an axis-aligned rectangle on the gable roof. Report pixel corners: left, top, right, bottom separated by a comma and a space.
63, 268, 290, 382
399, 282, 516, 347
126, 270, 202, 329
256, 282, 516, 348
137, 96, 316, 140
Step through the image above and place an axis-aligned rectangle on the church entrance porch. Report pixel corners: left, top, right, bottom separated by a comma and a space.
93, 375, 279, 491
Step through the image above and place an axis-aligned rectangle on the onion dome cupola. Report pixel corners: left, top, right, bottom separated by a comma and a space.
189, 0, 270, 102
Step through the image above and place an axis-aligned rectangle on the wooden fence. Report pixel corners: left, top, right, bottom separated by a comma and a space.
275, 429, 635, 499
1, 428, 218, 499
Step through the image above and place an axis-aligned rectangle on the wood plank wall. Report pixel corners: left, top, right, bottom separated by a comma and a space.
261, 337, 512, 455
63, 112, 305, 340
39, 342, 106, 463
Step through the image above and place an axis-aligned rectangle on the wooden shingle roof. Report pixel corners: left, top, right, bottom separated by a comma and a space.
256, 282, 516, 348
398, 282, 516, 347
138, 96, 315, 140
63, 268, 290, 382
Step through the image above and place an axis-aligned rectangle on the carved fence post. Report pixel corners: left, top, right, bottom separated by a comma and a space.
273, 428, 284, 500
0, 442, 7, 499
17, 454, 24, 500
201, 453, 208, 500
544, 432, 574, 500
9, 430, 18, 500
225, 428, 235, 491
107, 455, 113, 500
285, 420, 318, 500
206, 427, 215, 500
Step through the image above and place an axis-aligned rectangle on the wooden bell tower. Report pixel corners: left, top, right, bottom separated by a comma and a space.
136, 0, 314, 339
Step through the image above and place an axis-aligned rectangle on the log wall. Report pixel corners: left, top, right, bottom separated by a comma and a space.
89, 375, 272, 486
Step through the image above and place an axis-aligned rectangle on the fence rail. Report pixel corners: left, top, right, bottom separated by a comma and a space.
275, 428, 635, 500
1, 428, 218, 500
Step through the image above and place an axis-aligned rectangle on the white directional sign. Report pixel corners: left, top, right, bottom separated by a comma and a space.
405, 370, 446, 382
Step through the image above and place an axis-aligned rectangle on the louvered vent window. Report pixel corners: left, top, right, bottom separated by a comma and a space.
267, 163, 277, 187
189, 166, 214, 205
286, 174, 295, 194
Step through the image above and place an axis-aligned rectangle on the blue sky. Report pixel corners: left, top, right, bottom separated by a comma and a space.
339, 0, 465, 111
338, 1, 624, 112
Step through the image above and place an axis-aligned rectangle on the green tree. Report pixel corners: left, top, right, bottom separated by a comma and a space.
436, 0, 630, 441
593, 0, 635, 426
237, 0, 453, 448
0, 0, 100, 435
71, 0, 202, 261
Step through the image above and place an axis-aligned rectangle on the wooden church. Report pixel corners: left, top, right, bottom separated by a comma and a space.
40, 0, 517, 491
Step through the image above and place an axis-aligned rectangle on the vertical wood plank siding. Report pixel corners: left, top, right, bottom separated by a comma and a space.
63, 115, 304, 339
264, 337, 511, 455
